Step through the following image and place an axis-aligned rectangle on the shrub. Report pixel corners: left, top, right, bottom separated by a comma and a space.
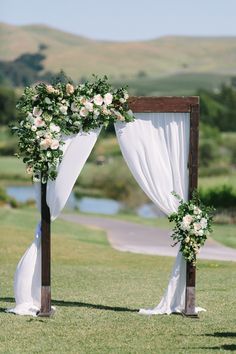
199, 185, 236, 209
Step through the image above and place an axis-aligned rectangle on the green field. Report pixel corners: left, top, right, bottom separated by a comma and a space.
0, 207, 236, 353
0, 156, 27, 184
114, 73, 231, 96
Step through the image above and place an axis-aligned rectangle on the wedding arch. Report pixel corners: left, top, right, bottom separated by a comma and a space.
9, 95, 201, 318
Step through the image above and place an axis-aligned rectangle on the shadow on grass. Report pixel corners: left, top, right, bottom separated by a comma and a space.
0, 297, 138, 313
205, 332, 236, 338
52, 299, 139, 313
198, 345, 236, 351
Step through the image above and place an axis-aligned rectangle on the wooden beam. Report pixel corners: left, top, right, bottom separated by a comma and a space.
183, 102, 200, 318
128, 96, 199, 113
38, 182, 54, 317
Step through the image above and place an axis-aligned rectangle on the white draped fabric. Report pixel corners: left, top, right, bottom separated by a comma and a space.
8, 128, 101, 316
8, 112, 204, 317
115, 113, 195, 315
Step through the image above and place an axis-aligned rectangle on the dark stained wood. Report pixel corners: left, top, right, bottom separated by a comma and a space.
183, 102, 200, 318
128, 96, 199, 113
188, 103, 200, 198
38, 182, 53, 317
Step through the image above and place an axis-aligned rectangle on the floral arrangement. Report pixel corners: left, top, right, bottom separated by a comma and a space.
12, 76, 134, 183
168, 191, 214, 265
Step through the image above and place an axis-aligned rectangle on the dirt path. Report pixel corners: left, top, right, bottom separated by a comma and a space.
61, 214, 236, 262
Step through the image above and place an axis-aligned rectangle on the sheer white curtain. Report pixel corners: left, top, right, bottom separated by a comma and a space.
115, 113, 192, 314
8, 128, 101, 316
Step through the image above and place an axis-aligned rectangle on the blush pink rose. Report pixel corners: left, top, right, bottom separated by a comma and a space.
50, 139, 60, 150
93, 94, 103, 106
34, 117, 45, 127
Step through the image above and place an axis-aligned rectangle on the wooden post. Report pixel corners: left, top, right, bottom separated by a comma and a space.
38, 181, 54, 317
183, 102, 200, 317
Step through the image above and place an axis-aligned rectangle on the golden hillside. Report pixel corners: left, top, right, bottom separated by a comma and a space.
1, 22, 236, 80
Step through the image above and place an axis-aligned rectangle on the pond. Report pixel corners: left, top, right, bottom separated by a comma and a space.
6, 185, 164, 218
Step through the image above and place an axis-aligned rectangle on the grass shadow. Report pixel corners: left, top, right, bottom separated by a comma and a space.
205, 332, 236, 338
198, 345, 236, 351
0, 297, 138, 313
51, 299, 139, 313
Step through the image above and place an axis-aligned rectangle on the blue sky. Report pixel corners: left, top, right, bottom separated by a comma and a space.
1, 0, 236, 41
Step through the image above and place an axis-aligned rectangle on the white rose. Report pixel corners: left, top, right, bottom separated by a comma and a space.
59, 105, 68, 115
71, 102, 79, 112
80, 107, 89, 117
183, 214, 193, 225
26, 166, 33, 175
33, 107, 42, 117
119, 98, 126, 104
104, 93, 113, 105
31, 125, 37, 132
80, 97, 87, 104
181, 222, 190, 231
46, 85, 55, 94
102, 105, 110, 115
44, 132, 52, 139
50, 123, 60, 133
193, 222, 202, 232
84, 101, 94, 112
40, 138, 52, 150
93, 94, 103, 106
198, 230, 204, 236
50, 139, 60, 150
36, 131, 44, 137
34, 117, 45, 128
194, 206, 202, 215
124, 92, 129, 100
66, 83, 74, 95
200, 218, 208, 229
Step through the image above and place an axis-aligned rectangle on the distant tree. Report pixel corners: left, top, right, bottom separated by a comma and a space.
15, 52, 46, 72
137, 70, 147, 78
0, 87, 17, 125
39, 43, 48, 52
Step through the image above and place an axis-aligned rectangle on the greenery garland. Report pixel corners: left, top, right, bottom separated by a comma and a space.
12, 76, 134, 183
168, 191, 215, 265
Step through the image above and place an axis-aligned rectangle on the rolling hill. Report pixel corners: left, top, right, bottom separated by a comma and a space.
1, 22, 236, 82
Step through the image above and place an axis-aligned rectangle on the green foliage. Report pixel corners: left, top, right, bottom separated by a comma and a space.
76, 158, 148, 208
199, 85, 236, 132
0, 86, 17, 125
168, 191, 214, 264
199, 185, 236, 210
0, 186, 18, 207
0, 48, 60, 87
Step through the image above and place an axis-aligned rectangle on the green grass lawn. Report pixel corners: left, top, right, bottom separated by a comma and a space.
0, 156, 28, 184
0, 207, 236, 353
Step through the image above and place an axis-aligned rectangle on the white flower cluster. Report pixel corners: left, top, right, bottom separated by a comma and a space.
25, 108, 61, 153
13, 78, 134, 182
169, 192, 214, 264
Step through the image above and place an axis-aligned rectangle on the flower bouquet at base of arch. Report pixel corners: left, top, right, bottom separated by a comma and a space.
168, 191, 215, 265
12, 75, 135, 183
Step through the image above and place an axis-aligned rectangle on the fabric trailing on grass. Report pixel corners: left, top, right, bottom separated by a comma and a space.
8, 128, 101, 316
115, 113, 204, 315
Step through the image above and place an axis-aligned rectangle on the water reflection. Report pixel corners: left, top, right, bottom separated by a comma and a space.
6, 185, 161, 218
